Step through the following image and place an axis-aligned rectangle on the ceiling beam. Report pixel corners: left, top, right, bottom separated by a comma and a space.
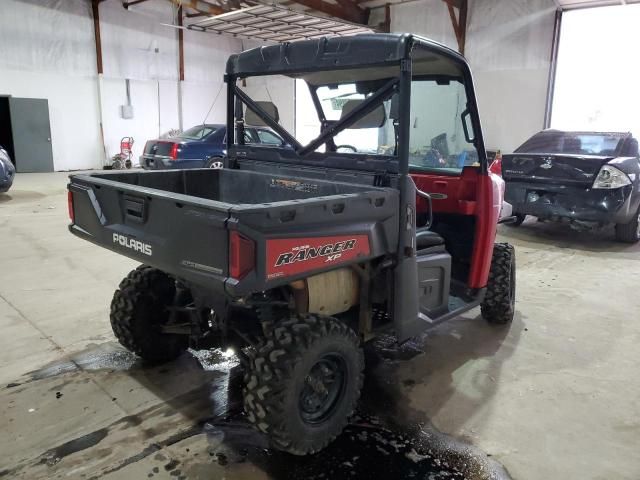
443, 0, 467, 55
288, 0, 370, 25
166, 0, 228, 16
123, 0, 152, 8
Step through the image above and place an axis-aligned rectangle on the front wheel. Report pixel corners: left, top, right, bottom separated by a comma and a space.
481, 243, 516, 325
243, 314, 364, 455
615, 208, 640, 243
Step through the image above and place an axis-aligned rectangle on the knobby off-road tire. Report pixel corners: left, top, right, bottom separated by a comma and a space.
615, 208, 640, 243
110, 266, 188, 363
481, 243, 516, 325
243, 314, 364, 455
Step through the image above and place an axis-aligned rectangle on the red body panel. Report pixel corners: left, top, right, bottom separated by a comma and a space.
468, 173, 503, 288
265, 235, 370, 280
412, 167, 479, 216
411, 167, 504, 289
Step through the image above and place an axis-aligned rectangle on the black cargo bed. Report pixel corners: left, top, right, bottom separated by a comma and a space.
68, 168, 399, 296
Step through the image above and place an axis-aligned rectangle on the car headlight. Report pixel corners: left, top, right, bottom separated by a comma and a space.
592, 165, 631, 189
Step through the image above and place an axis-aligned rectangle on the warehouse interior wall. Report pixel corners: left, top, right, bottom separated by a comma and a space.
0, 0, 243, 171
392, 0, 557, 153
0, 0, 556, 169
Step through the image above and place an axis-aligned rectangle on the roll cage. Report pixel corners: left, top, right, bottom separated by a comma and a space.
224, 33, 488, 176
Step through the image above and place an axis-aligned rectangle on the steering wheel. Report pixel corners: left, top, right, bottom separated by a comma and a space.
336, 145, 358, 153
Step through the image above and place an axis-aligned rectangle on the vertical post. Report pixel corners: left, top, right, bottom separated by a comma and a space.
444, 0, 467, 55
458, 0, 467, 55
92, 0, 103, 75
544, 8, 562, 129
92, 0, 107, 168
226, 77, 235, 151
393, 44, 421, 341
177, 5, 185, 131
397, 59, 412, 176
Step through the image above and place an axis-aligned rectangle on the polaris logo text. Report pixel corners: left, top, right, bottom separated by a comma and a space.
275, 239, 356, 267
112, 233, 152, 256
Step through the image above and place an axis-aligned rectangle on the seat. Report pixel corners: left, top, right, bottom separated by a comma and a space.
416, 228, 445, 250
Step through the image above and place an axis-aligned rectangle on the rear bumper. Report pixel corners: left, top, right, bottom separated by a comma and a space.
505, 182, 636, 224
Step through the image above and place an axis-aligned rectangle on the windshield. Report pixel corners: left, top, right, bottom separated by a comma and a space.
179, 126, 217, 140
516, 131, 628, 156
408, 78, 478, 175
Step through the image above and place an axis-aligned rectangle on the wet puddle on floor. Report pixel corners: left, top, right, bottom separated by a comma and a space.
2, 340, 510, 480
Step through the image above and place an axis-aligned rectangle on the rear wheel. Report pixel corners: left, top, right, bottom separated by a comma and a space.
481, 243, 516, 325
243, 314, 364, 455
110, 266, 189, 363
615, 209, 640, 243
204, 157, 223, 169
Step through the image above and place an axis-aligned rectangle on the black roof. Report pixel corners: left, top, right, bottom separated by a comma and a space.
226, 33, 464, 77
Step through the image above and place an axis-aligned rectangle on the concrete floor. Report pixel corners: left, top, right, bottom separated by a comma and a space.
1, 172, 639, 479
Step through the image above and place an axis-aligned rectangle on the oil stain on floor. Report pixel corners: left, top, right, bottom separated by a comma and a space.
1, 340, 510, 480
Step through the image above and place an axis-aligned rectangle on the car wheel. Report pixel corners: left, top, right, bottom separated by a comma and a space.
205, 157, 223, 169
615, 208, 640, 243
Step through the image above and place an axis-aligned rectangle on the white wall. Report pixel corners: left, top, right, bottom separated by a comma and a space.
0, 0, 243, 171
0, 0, 101, 170
391, 0, 557, 152
391, 0, 458, 50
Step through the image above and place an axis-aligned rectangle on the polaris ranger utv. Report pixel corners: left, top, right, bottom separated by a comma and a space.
67, 33, 516, 455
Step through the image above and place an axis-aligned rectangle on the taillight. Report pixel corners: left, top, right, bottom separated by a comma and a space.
229, 231, 255, 280
489, 151, 502, 176
67, 190, 74, 223
592, 165, 631, 189
169, 143, 179, 160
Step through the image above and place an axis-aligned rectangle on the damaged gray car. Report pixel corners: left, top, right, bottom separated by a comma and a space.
503, 130, 640, 242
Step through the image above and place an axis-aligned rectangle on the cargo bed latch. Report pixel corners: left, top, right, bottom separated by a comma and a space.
123, 195, 147, 223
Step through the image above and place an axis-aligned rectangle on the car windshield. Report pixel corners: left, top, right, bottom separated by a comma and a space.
179, 126, 217, 140
516, 131, 628, 156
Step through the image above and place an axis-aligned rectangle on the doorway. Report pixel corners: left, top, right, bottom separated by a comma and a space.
0, 97, 15, 166
0, 96, 54, 172
550, 4, 640, 138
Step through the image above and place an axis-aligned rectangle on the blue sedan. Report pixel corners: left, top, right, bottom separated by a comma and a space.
140, 124, 286, 170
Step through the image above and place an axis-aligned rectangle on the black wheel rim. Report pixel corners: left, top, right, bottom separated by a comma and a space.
299, 353, 347, 424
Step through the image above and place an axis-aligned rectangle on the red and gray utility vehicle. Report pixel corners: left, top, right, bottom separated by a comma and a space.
67, 33, 516, 455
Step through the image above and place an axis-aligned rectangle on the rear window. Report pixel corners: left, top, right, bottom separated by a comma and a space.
179, 126, 217, 140
516, 131, 627, 156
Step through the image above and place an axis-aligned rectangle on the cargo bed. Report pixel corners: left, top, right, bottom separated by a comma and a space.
68, 168, 399, 297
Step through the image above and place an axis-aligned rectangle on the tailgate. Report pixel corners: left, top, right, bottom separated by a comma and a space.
502, 153, 612, 187
68, 175, 230, 291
